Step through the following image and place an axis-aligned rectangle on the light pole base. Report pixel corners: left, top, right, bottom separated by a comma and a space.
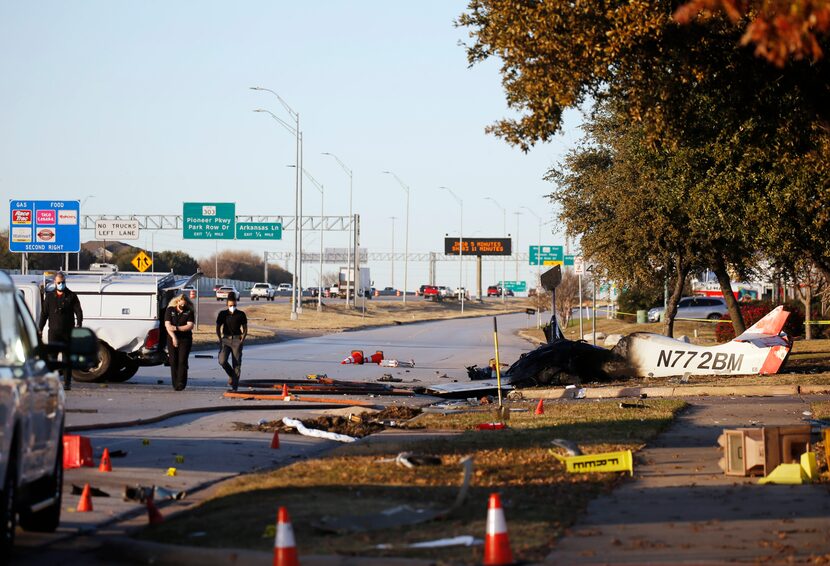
290, 312, 298, 321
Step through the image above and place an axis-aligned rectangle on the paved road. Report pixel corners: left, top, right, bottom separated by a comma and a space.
11, 312, 533, 563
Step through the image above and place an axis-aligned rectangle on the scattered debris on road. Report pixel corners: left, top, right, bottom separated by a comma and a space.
234, 405, 422, 438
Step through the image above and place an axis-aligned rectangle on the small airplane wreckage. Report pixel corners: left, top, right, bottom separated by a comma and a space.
426, 266, 792, 396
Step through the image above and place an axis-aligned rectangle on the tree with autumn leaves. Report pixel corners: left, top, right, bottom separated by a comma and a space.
459, 0, 830, 336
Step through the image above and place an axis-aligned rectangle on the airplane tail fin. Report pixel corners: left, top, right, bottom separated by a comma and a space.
734, 306, 790, 342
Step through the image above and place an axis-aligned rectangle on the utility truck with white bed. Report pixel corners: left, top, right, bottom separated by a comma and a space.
333, 267, 372, 299
13, 267, 199, 383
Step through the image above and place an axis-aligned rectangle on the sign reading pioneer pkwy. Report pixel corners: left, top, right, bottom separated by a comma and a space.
183, 202, 236, 239
444, 237, 511, 256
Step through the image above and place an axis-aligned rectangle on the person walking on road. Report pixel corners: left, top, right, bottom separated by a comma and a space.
216, 293, 247, 391
164, 293, 195, 391
38, 271, 83, 390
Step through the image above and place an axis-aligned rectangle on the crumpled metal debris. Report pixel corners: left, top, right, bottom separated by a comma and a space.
122, 484, 186, 503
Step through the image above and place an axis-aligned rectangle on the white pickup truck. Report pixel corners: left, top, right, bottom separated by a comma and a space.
0, 271, 98, 555
250, 283, 276, 301
14, 267, 199, 383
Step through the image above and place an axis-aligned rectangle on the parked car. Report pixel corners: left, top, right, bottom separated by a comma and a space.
437, 286, 453, 299
378, 287, 398, 296
647, 296, 728, 323
0, 271, 97, 555
215, 286, 239, 301
250, 283, 276, 301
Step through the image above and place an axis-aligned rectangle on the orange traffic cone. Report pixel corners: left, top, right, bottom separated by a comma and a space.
534, 399, 545, 416
368, 351, 384, 364
146, 497, 164, 525
77, 483, 93, 512
484, 493, 514, 566
351, 350, 364, 365
281, 383, 290, 400
273, 506, 299, 566
270, 430, 280, 449
98, 448, 112, 472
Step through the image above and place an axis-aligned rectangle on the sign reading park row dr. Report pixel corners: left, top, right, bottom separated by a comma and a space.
183, 202, 236, 240
444, 237, 511, 256
9, 199, 81, 253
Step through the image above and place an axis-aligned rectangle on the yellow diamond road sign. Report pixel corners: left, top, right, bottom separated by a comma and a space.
131, 250, 152, 272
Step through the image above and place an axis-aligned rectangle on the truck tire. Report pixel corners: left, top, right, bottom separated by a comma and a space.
72, 341, 113, 382
107, 354, 140, 383
19, 428, 62, 533
0, 441, 17, 557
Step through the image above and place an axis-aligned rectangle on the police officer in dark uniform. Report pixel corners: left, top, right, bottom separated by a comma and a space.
38, 272, 83, 390
216, 293, 247, 391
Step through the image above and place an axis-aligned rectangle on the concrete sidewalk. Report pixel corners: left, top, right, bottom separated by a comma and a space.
547, 396, 830, 564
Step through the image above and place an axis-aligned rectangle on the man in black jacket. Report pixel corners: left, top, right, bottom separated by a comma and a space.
216, 293, 247, 391
38, 272, 83, 390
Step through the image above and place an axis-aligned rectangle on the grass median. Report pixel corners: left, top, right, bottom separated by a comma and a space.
137, 398, 685, 563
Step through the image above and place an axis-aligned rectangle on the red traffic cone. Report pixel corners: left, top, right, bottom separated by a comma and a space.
341, 355, 355, 364
534, 399, 545, 416
77, 483, 93, 512
270, 430, 280, 449
368, 351, 384, 364
146, 497, 164, 525
484, 493, 514, 565
281, 383, 290, 400
98, 448, 113, 472
273, 506, 299, 566
350, 350, 364, 365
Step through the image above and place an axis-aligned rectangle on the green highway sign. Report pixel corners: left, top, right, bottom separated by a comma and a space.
529, 245, 563, 266
236, 222, 282, 240
183, 202, 235, 239
564, 254, 575, 266
499, 280, 527, 292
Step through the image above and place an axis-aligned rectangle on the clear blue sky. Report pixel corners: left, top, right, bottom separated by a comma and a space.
0, 1, 581, 288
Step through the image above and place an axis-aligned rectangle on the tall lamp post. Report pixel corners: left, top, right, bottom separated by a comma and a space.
520, 206, 543, 291
382, 171, 410, 304
389, 216, 397, 288
251, 86, 302, 320
321, 152, 354, 308
297, 168, 325, 313
485, 197, 507, 304
78, 194, 95, 270
440, 186, 463, 312
513, 211, 522, 282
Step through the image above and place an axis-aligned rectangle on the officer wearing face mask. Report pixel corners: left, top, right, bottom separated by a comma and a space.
38, 271, 83, 390
216, 293, 247, 391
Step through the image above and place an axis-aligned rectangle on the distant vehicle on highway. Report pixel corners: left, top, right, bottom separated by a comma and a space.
648, 296, 727, 323
378, 287, 398, 296
455, 287, 470, 300
422, 285, 440, 301
250, 283, 276, 301
487, 285, 514, 297
437, 285, 452, 299
418, 285, 429, 296
182, 285, 197, 300
215, 286, 239, 301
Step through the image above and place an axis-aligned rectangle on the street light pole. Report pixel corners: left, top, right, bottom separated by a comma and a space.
299, 169, 324, 313
78, 194, 95, 270
485, 197, 507, 304
322, 152, 354, 308
513, 211, 522, 282
382, 171, 410, 304
251, 86, 302, 320
520, 206, 542, 291
389, 216, 397, 288
440, 187, 463, 313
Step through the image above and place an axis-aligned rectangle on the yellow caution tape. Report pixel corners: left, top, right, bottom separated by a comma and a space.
550, 449, 634, 476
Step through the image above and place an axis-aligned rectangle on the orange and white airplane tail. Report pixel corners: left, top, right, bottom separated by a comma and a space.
733, 306, 791, 375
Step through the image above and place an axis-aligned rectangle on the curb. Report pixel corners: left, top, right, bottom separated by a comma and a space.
65, 403, 354, 433
512, 384, 825, 400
